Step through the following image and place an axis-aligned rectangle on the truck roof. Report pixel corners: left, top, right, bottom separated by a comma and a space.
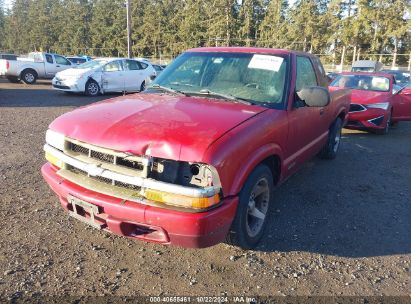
352, 60, 382, 68
186, 47, 318, 58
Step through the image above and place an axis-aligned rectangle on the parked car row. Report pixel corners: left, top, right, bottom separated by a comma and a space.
52, 58, 156, 96
0, 52, 161, 95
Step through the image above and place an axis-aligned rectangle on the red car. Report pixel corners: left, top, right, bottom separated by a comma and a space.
329, 72, 411, 134
42, 47, 350, 249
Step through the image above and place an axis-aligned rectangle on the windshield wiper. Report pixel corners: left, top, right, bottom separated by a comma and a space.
197, 89, 255, 105
149, 84, 188, 96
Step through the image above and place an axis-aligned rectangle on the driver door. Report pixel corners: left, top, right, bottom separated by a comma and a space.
123, 59, 145, 91
54, 55, 72, 74
285, 56, 329, 175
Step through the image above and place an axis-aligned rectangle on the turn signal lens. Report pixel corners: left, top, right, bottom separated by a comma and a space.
144, 189, 220, 209
45, 152, 64, 168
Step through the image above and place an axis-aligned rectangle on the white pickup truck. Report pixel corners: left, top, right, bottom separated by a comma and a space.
0, 52, 73, 84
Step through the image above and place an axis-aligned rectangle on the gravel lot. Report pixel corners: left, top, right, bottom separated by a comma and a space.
0, 79, 410, 301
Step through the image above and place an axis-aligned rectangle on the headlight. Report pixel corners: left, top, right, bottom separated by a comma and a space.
366, 102, 390, 110
45, 129, 65, 150
149, 159, 222, 209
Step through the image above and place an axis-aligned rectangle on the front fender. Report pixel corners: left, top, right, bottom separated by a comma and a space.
228, 143, 283, 196
202, 109, 288, 197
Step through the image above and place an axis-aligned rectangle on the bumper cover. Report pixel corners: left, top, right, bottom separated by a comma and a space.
346, 108, 389, 130
41, 163, 238, 248
52, 79, 83, 92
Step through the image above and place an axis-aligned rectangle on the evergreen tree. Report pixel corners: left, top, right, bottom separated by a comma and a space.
237, 0, 265, 46
0, 0, 409, 63
54, 0, 92, 55
258, 0, 288, 48
203, 0, 238, 46
90, 0, 127, 57
0, 0, 5, 51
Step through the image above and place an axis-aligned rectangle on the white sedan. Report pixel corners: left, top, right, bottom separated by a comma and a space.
52, 58, 156, 96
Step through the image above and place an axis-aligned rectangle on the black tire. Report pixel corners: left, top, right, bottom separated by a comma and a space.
140, 81, 146, 92
85, 79, 100, 96
6, 76, 20, 83
375, 111, 391, 135
318, 118, 343, 160
21, 69, 37, 84
226, 164, 274, 249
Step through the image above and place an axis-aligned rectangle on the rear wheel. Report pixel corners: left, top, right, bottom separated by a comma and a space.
226, 164, 274, 249
85, 79, 100, 96
6, 76, 20, 83
318, 118, 343, 159
21, 69, 37, 84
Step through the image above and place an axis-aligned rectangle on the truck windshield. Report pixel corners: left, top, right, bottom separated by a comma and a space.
151, 52, 289, 107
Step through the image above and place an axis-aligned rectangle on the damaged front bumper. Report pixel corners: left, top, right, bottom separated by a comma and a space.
41, 163, 238, 248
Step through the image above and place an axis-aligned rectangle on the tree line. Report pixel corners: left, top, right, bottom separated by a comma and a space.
0, 0, 410, 66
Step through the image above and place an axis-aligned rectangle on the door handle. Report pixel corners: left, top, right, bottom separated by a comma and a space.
56, 65, 60, 67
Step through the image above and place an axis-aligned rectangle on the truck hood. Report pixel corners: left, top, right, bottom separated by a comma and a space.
49, 93, 267, 161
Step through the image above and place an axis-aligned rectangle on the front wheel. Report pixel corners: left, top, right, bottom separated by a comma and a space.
318, 118, 343, 159
140, 81, 146, 92
226, 164, 274, 249
85, 79, 100, 96
375, 111, 391, 135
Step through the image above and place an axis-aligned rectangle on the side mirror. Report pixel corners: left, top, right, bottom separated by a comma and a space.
297, 86, 330, 107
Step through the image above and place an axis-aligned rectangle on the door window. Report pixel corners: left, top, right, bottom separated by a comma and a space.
138, 62, 148, 69
55, 55, 71, 65
296, 56, 318, 91
103, 61, 123, 72
124, 60, 141, 71
45, 54, 54, 64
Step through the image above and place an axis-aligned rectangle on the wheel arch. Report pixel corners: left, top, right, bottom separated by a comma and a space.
228, 143, 283, 196
20, 67, 38, 79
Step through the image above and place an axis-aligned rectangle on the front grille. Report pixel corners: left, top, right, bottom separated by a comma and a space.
117, 157, 143, 171
349, 104, 366, 113
71, 143, 89, 155
67, 165, 141, 191
347, 120, 363, 127
69, 141, 144, 172
91, 150, 114, 163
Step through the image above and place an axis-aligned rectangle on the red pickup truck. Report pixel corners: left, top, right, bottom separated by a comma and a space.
42, 47, 350, 249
